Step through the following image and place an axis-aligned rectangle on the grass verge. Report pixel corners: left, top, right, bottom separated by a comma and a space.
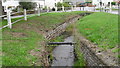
2, 11, 85, 66
76, 12, 119, 59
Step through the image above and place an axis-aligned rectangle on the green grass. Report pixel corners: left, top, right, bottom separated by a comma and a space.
74, 52, 86, 67
2, 11, 85, 66
77, 12, 118, 49
1, 17, 24, 27
96, 8, 118, 11
1, 13, 46, 27
74, 40, 86, 67
2, 29, 44, 66
112, 8, 118, 10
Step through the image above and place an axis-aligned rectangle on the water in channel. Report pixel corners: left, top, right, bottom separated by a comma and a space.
51, 36, 74, 66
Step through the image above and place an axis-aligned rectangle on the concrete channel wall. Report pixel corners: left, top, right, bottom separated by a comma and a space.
79, 35, 118, 66
45, 15, 81, 40
45, 13, 118, 67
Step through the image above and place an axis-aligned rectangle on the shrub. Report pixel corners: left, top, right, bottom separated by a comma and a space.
57, 2, 62, 7
52, 7, 55, 11
19, 2, 37, 10
111, 2, 116, 5
43, 6, 47, 10
63, 2, 71, 7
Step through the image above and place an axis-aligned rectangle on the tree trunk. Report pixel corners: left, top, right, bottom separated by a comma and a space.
0, 1, 2, 22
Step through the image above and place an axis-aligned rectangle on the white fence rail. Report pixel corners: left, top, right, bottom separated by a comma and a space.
0, 6, 118, 30
0, 8, 46, 29
0, 6, 76, 30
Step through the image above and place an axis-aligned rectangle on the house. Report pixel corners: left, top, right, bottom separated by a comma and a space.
2, 0, 19, 12
64, 0, 85, 6
2, 0, 64, 12
34, 0, 64, 9
3, 0, 90, 12
33, 0, 45, 10
92, 0, 120, 7
92, 0, 114, 7
45, 0, 63, 9
2, 0, 46, 12
113, 0, 120, 2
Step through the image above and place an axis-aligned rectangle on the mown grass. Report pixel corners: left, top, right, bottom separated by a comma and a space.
77, 12, 118, 49
1, 17, 24, 27
96, 8, 118, 11
2, 11, 85, 66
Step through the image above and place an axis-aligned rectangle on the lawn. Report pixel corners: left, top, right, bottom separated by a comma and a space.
77, 12, 118, 50
1, 17, 23, 27
2, 11, 85, 66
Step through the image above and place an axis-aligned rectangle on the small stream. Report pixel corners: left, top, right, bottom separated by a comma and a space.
51, 36, 74, 66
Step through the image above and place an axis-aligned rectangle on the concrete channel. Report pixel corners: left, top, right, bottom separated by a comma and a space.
51, 36, 74, 66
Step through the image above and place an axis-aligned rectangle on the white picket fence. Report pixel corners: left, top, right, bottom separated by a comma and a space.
0, 6, 76, 30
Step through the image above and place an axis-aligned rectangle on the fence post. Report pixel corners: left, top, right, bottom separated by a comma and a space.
94, 6, 95, 11
75, 5, 77, 10
47, 7, 49, 12
109, 2, 112, 12
62, 6, 65, 12
24, 9, 27, 21
7, 10, 12, 29
55, 7, 57, 12
38, 7, 40, 16
71, 6, 73, 11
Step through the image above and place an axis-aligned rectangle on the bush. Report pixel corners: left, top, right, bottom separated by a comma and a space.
19, 2, 37, 10
57, 2, 62, 7
57, 8, 62, 11
63, 2, 71, 7
52, 7, 55, 11
43, 6, 47, 10
111, 2, 116, 5
12, 8, 18, 12
56, 2, 62, 11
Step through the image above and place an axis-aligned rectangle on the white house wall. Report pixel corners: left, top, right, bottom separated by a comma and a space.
2, 1, 19, 7
2, 0, 19, 12
2, 0, 64, 11
92, 0, 113, 5
92, 0, 114, 7
34, 1, 45, 8
45, 0, 63, 8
